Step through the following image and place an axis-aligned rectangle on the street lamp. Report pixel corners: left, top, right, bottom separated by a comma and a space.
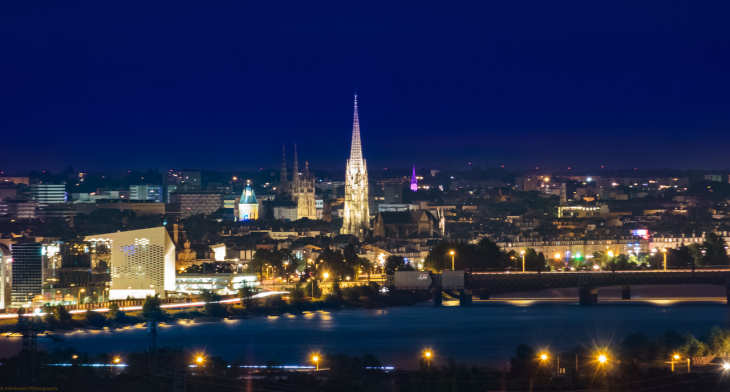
424, 350, 432, 368
521, 250, 525, 272
662, 248, 668, 271
196, 355, 204, 366
671, 354, 680, 372
312, 355, 319, 371
597, 354, 608, 365
449, 251, 455, 270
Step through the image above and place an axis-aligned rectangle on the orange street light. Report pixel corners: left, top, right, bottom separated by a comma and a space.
312, 355, 319, 370
424, 350, 433, 368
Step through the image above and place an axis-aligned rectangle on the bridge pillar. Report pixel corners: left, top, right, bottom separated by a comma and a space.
621, 285, 631, 300
459, 290, 472, 306
579, 286, 598, 306
433, 288, 442, 306
479, 288, 490, 300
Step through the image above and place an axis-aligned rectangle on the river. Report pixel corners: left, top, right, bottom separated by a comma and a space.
4, 285, 730, 369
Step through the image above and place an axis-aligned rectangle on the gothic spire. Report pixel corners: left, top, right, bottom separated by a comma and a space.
305, 160, 310, 179
349, 93, 363, 163
279, 144, 287, 194
292, 143, 299, 187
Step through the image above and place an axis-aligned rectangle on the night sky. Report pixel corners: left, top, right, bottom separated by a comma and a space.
1, 2, 729, 173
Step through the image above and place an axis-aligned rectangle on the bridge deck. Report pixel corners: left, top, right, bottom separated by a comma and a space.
466, 271, 730, 289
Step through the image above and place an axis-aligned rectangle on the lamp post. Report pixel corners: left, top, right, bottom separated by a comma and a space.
449, 251, 455, 270
424, 351, 432, 369
313, 355, 319, 371
662, 248, 667, 271
521, 250, 525, 272
671, 354, 680, 372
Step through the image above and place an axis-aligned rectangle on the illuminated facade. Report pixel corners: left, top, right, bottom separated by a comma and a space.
10, 242, 43, 307
342, 94, 369, 239
410, 165, 418, 191
174, 273, 258, 295
85, 227, 175, 299
0, 243, 9, 309
238, 181, 259, 221
277, 145, 317, 220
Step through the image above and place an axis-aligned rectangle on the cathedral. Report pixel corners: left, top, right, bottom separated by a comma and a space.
277, 144, 317, 220
342, 94, 370, 239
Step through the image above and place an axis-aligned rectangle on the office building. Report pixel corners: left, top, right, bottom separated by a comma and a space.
130, 185, 163, 202
174, 273, 258, 295
10, 242, 44, 307
85, 227, 176, 299
169, 192, 223, 218
0, 198, 38, 219
0, 243, 11, 309
30, 183, 67, 203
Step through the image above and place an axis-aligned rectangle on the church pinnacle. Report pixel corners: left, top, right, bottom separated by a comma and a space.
342, 93, 370, 239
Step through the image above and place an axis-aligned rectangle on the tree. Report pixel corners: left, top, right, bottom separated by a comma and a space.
384, 255, 413, 274
54, 305, 72, 325
668, 246, 694, 269
316, 247, 353, 280
702, 233, 729, 266
107, 303, 125, 322
200, 289, 226, 316
142, 294, 164, 319
523, 248, 545, 271
343, 244, 359, 269
357, 257, 372, 283
289, 284, 305, 304
304, 279, 321, 298
238, 285, 256, 310
689, 243, 703, 266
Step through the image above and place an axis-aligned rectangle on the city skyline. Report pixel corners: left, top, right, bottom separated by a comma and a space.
1, 2, 729, 172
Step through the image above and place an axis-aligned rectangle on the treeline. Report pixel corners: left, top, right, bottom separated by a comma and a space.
423, 234, 729, 272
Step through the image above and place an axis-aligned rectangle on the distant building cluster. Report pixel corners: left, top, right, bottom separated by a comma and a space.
2, 96, 730, 312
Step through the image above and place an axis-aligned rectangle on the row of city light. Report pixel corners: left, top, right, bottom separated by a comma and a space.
65, 351, 730, 373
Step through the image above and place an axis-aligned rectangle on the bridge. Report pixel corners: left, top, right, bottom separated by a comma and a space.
391, 270, 730, 306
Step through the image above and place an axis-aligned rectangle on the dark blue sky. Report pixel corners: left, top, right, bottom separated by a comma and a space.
1, 2, 729, 173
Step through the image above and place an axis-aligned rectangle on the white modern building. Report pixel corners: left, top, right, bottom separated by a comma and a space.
85, 227, 175, 299
174, 273, 258, 295
30, 184, 67, 203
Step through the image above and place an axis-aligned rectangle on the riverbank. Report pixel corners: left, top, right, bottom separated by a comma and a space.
0, 288, 432, 334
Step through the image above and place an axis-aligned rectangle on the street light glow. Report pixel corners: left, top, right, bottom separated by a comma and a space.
724, 363, 730, 370
540, 353, 548, 361
597, 354, 607, 364
425, 351, 432, 358
196, 356, 204, 364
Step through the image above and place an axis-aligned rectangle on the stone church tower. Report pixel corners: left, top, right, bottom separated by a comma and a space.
342, 94, 370, 239
278, 144, 316, 220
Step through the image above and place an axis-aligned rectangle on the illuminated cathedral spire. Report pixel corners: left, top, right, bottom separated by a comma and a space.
342, 93, 370, 239
350, 93, 363, 163
411, 165, 418, 191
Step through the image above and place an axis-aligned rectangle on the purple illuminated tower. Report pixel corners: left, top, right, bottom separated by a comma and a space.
410, 165, 418, 191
